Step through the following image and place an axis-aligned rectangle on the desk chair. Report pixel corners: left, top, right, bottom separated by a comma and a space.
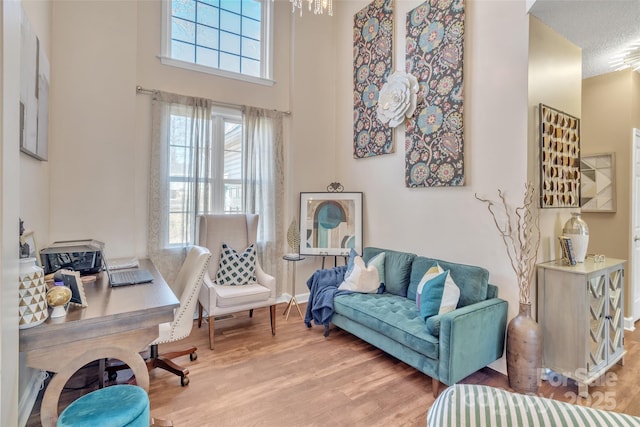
196, 214, 276, 349
107, 246, 210, 386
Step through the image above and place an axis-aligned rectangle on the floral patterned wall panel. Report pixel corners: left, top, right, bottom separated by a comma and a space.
353, 0, 394, 158
405, 0, 464, 187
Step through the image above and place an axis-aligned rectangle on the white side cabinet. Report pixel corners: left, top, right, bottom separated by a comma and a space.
537, 258, 625, 397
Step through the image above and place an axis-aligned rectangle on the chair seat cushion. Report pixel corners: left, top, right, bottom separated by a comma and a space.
214, 282, 271, 307
57, 385, 149, 427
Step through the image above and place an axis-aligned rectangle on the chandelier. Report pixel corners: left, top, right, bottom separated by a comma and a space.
290, 0, 333, 16
610, 41, 640, 72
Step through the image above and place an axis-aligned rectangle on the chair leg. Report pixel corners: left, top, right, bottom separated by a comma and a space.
198, 302, 203, 328
270, 305, 276, 336
208, 316, 215, 350
148, 344, 197, 387
249, 309, 254, 318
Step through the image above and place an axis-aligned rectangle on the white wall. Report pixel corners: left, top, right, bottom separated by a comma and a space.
314, 0, 529, 374
49, 1, 295, 264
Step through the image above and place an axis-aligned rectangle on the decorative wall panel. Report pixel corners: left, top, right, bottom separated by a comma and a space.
539, 103, 581, 208
353, 0, 394, 158
405, 0, 464, 187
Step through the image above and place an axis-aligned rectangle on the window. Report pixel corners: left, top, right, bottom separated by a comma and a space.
168, 107, 244, 246
161, 0, 273, 85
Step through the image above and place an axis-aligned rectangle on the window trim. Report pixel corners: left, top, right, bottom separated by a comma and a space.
160, 0, 274, 86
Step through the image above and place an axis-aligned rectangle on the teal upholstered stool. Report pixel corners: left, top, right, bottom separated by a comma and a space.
57, 384, 149, 427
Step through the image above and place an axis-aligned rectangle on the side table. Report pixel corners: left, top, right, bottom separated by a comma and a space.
283, 254, 305, 320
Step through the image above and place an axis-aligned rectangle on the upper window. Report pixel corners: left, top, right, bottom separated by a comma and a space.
161, 0, 273, 85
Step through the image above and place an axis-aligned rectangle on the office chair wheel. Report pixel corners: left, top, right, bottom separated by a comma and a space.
190, 352, 197, 361
181, 376, 190, 387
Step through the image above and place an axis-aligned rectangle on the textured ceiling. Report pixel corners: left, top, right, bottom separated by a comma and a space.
529, 0, 640, 78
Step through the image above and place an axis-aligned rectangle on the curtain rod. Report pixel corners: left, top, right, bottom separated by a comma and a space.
135, 85, 291, 116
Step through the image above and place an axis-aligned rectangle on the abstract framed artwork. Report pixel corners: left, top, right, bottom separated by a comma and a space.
539, 103, 580, 208
353, 0, 394, 158
580, 153, 616, 212
299, 192, 363, 256
405, 0, 465, 187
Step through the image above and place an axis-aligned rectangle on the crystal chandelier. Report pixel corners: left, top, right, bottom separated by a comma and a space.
610, 41, 640, 72
290, 0, 333, 16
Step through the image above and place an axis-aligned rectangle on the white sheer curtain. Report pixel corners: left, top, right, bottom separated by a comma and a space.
243, 106, 285, 285
148, 92, 284, 284
148, 91, 213, 283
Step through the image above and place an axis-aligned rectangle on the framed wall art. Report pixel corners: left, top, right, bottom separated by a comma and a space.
299, 192, 363, 256
539, 103, 580, 208
20, 229, 41, 266
20, 6, 49, 161
580, 153, 616, 212
61, 269, 88, 307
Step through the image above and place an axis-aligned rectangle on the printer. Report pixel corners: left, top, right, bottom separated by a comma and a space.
40, 239, 104, 275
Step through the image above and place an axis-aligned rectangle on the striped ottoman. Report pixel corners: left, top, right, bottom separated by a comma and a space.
427, 384, 640, 426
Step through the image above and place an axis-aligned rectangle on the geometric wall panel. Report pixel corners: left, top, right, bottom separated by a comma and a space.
581, 153, 616, 212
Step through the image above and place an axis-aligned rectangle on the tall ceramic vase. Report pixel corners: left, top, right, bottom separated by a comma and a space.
19, 257, 49, 329
506, 302, 543, 394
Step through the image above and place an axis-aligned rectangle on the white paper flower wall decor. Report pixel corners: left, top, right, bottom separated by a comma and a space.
376, 70, 419, 128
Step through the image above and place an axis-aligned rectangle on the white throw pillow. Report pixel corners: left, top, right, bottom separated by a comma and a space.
338, 256, 380, 293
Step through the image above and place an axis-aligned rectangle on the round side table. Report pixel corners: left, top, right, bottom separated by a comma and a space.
283, 254, 305, 320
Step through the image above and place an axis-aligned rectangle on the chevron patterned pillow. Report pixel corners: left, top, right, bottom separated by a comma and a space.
215, 243, 257, 286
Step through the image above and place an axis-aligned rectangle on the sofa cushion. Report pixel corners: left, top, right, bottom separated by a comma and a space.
363, 247, 416, 297
334, 292, 439, 360
408, 257, 489, 307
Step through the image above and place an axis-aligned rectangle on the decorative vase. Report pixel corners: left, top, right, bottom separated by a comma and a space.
563, 212, 589, 263
18, 257, 49, 329
506, 302, 543, 394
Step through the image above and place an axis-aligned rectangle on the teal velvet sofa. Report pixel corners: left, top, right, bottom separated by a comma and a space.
331, 247, 508, 397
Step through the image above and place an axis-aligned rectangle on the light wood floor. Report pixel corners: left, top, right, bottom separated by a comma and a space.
27, 302, 640, 426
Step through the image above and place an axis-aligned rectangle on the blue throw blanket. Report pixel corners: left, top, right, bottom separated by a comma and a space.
304, 266, 348, 337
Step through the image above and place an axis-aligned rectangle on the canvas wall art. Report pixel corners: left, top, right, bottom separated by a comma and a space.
20, 6, 49, 161
539, 103, 580, 208
404, 0, 465, 187
353, 0, 394, 158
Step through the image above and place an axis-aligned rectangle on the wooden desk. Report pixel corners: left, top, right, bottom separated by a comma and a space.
19, 259, 179, 427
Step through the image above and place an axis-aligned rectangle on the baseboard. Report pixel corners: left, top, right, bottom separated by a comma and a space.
18, 369, 48, 427
624, 316, 636, 331
278, 292, 309, 305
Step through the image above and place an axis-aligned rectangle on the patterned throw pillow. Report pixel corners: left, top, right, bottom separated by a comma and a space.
215, 243, 256, 286
419, 270, 460, 321
416, 264, 443, 309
